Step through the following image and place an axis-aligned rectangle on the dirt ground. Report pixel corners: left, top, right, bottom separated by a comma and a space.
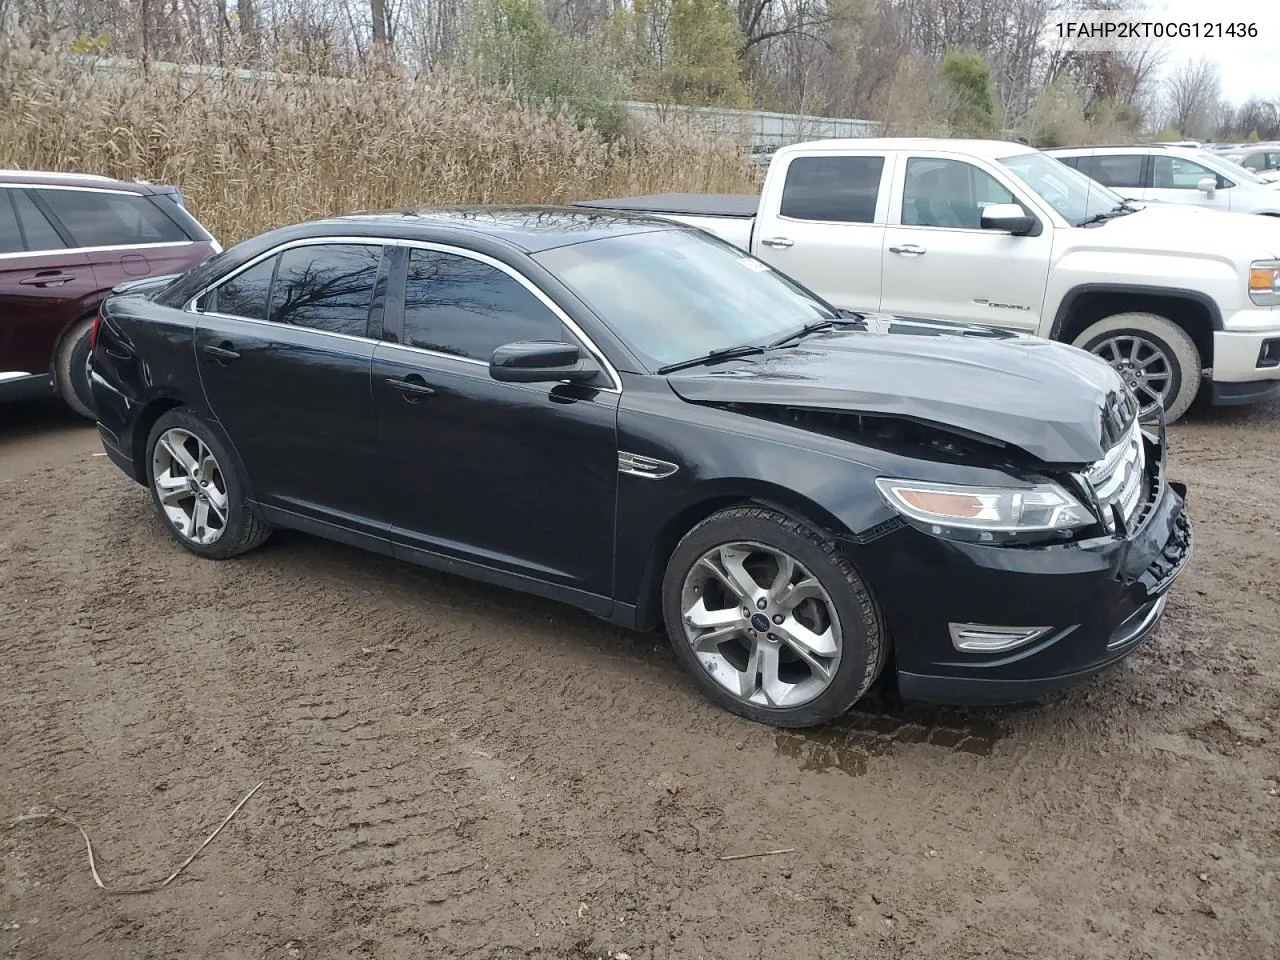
1, 393, 1277, 960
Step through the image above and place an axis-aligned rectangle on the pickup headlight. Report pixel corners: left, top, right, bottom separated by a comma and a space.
1250, 260, 1280, 306
875, 478, 1093, 542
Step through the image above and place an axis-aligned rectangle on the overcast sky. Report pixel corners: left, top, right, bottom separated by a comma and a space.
1138, 0, 1280, 104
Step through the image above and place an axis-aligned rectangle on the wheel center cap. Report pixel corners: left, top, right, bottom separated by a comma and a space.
750, 613, 770, 632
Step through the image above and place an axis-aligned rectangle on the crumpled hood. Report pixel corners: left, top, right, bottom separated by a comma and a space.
666, 317, 1138, 465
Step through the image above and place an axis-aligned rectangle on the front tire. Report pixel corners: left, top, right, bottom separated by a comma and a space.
661, 505, 886, 727
145, 408, 272, 559
55, 317, 96, 419
1072, 312, 1201, 423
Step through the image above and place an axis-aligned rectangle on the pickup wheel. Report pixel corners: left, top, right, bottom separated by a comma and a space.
1071, 312, 1201, 423
145, 409, 272, 559
54, 316, 97, 420
661, 505, 886, 728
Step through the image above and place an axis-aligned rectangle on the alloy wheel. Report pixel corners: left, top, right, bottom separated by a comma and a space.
151, 428, 229, 545
679, 541, 842, 708
1089, 334, 1173, 417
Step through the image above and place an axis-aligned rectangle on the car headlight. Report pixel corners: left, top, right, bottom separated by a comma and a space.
874, 478, 1094, 542
1250, 260, 1280, 306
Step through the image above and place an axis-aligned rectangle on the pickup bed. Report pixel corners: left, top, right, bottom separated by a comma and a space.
578, 137, 1280, 423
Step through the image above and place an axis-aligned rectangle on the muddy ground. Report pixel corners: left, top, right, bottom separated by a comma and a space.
1, 394, 1277, 960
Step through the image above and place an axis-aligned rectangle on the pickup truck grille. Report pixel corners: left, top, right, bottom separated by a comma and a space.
1086, 420, 1147, 533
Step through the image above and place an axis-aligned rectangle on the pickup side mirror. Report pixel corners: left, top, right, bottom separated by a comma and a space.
1197, 176, 1217, 198
979, 203, 1036, 235
489, 340, 601, 384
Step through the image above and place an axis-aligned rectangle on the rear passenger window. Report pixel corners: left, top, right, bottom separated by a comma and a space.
13, 190, 66, 251
1075, 154, 1145, 189
36, 189, 189, 247
0, 193, 21, 254
211, 256, 277, 320
779, 156, 884, 223
402, 249, 564, 362
269, 244, 382, 337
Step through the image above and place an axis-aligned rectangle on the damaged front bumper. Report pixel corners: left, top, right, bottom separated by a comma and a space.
849, 427, 1194, 706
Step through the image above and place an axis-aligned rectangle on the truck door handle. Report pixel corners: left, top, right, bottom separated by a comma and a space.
202, 343, 240, 363
760, 237, 793, 248
19, 271, 75, 287
386, 375, 435, 401
889, 244, 927, 256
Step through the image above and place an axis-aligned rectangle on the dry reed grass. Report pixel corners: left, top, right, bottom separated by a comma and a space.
0, 45, 756, 245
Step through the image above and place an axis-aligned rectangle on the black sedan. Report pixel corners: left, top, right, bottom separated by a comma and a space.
89, 207, 1193, 727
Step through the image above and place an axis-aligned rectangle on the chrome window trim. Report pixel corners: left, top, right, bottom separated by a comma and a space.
198, 310, 380, 346
0, 182, 146, 196
376, 339, 486, 367
185, 234, 622, 394
0, 240, 197, 261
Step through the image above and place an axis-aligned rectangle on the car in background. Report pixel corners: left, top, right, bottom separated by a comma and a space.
1213, 145, 1280, 182
1045, 144, 1280, 215
1, 170, 220, 417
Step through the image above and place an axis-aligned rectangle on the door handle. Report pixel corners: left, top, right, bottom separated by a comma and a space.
386, 375, 435, 401
888, 244, 927, 256
202, 343, 240, 363
760, 237, 794, 248
19, 272, 75, 287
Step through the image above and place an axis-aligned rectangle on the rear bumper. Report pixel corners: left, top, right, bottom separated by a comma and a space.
0, 372, 55, 403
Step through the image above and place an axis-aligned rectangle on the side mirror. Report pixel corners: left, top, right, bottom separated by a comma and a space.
980, 203, 1035, 235
489, 340, 600, 384
1197, 176, 1217, 198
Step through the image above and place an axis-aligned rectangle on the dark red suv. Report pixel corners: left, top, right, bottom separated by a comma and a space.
2, 171, 220, 417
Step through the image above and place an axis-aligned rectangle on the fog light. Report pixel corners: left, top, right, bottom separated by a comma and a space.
948, 623, 1053, 653
1258, 338, 1280, 369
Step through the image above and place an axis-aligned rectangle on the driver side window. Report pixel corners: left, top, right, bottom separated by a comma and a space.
902, 158, 1015, 229
401, 248, 566, 362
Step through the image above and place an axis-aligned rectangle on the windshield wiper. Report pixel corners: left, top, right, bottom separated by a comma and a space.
657, 342, 771, 375
1077, 203, 1137, 227
767, 316, 863, 349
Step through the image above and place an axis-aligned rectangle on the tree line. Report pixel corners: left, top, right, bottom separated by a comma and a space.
4, 0, 1278, 143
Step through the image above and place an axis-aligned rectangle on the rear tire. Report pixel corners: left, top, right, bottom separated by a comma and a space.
55, 317, 96, 420
1071, 312, 1201, 423
661, 505, 886, 727
145, 408, 272, 559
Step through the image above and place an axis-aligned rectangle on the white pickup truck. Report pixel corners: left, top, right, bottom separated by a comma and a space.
578, 137, 1280, 422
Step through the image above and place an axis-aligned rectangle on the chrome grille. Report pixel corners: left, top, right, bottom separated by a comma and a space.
1086, 420, 1147, 531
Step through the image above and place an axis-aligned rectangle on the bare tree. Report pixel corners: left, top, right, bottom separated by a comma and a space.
1163, 56, 1220, 138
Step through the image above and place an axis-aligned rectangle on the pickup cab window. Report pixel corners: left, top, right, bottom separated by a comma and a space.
902, 158, 1015, 229
779, 156, 884, 223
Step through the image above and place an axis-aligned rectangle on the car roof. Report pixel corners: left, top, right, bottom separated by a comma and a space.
0, 170, 173, 194
773, 137, 1039, 160
314, 205, 678, 253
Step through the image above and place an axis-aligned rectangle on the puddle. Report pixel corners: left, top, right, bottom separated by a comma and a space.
775, 698, 1007, 776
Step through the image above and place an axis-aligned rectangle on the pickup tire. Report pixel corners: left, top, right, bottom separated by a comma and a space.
54, 316, 97, 420
1071, 312, 1201, 423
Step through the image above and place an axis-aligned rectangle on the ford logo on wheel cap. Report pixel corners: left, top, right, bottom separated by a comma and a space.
750, 613, 770, 632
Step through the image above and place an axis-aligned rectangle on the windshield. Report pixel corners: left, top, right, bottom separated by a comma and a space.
998, 151, 1128, 225
534, 229, 835, 370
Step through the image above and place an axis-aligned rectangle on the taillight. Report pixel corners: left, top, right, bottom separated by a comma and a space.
90, 313, 102, 350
